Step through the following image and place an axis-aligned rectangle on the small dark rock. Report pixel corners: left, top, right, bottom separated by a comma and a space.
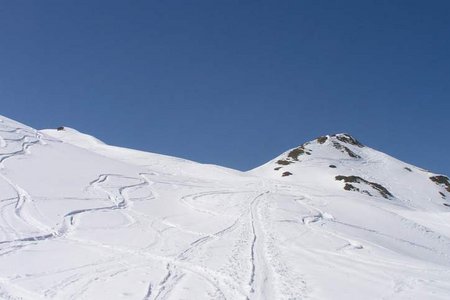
344, 183, 357, 191
343, 147, 359, 158
329, 165, 337, 168
334, 134, 364, 148
332, 142, 361, 159
316, 136, 328, 144
342, 183, 372, 196
277, 160, 292, 165
274, 167, 282, 171
57, 126, 65, 131
404, 167, 412, 172
282, 171, 293, 177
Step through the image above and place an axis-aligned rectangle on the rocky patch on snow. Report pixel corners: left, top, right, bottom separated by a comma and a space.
316, 136, 328, 144
332, 133, 364, 148
335, 175, 393, 199
276, 145, 312, 166
430, 175, 450, 192
331, 141, 361, 158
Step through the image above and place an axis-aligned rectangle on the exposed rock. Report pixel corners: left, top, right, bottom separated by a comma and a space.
287, 146, 312, 161
282, 171, 293, 177
277, 160, 292, 165
332, 142, 361, 159
430, 175, 450, 192
344, 183, 357, 191
404, 167, 412, 172
57, 126, 65, 131
276, 144, 312, 165
316, 136, 328, 144
335, 175, 393, 199
329, 165, 337, 168
343, 183, 372, 196
274, 167, 282, 171
333, 134, 364, 148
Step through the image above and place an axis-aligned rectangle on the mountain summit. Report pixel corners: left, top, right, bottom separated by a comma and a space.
251, 133, 450, 208
1, 115, 450, 300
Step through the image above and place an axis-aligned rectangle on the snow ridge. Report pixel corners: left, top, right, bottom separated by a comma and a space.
0, 117, 449, 299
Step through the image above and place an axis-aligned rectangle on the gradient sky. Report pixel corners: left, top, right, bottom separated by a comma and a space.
1, 1, 449, 174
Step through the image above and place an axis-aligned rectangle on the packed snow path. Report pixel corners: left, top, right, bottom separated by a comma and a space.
0, 116, 450, 299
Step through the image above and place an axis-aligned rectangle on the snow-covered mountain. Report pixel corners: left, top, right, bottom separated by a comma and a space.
1, 115, 450, 300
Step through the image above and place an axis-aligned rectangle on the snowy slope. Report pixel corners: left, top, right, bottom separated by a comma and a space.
40, 127, 244, 181
1, 117, 450, 300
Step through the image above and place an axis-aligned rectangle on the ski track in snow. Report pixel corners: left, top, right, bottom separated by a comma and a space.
2, 169, 445, 299
0, 127, 57, 245
1, 120, 450, 299
248, 191, 271, 298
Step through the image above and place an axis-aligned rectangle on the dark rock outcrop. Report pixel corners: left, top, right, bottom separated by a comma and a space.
430, 175, 450, 192
335, 175, 393, 199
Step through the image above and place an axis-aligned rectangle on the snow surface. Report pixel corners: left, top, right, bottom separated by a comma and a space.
1, 117, 450, 299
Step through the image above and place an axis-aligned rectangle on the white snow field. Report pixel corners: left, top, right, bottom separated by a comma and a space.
0, 115, 450, 300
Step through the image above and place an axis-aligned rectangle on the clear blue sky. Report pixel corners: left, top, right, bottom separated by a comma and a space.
1, 1, 449, 174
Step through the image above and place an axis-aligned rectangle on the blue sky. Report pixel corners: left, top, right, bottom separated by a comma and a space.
1, 1, 449, 174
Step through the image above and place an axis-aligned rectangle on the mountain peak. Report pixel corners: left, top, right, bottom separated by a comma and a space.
273, 133, 365, 168
251, 131, 450, 209
314, 133, 364, 148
